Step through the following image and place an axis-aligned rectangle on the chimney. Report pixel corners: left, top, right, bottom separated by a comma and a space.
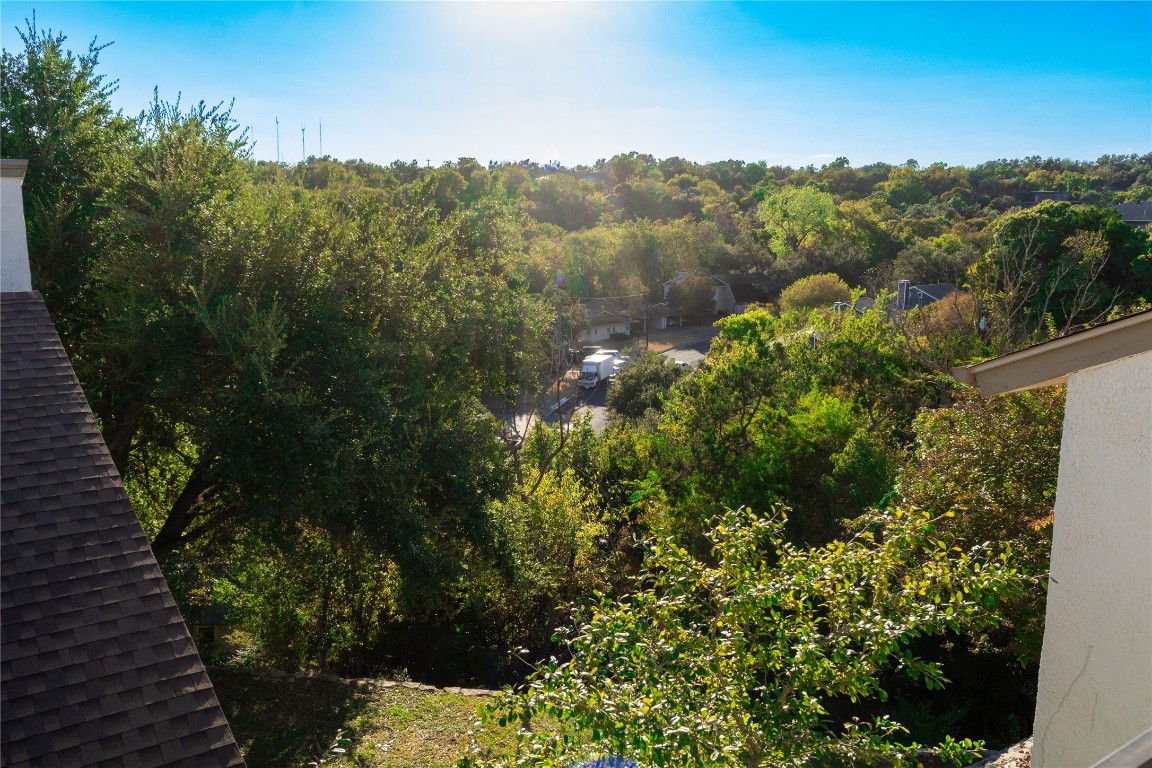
1, 160, 31, 292
897, 279, 910, 311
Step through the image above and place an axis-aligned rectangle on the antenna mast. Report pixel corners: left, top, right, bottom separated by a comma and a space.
301, 125, 306, 162
275, 116, 280, 163
319, 118, 323, 157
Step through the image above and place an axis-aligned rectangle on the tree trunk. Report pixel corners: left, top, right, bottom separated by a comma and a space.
150, 463, 212, 565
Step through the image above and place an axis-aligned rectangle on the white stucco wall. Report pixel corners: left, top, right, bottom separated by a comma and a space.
1032, 350, 1152, 768
713, 286, 733, 315
1, 167, 32, 291
582, 324, 630, 343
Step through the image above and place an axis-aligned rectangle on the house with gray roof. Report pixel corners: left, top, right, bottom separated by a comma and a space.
662, 272, 771, 316
645, 302, 683, 330
584, 297, 631, 318
583, 310, 632, 342
1, 159, 245, 767
897, 280, 955, 311
1115, 201, 1152, 229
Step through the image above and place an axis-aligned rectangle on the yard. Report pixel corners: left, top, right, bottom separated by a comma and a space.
211, 668, 517, 768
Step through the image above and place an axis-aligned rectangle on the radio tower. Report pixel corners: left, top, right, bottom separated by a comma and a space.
275, 117, 280, 163
319, 118, 323, 157
301, 125, 306, 162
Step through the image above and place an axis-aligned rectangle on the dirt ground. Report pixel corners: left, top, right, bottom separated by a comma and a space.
617, 323, 720, 354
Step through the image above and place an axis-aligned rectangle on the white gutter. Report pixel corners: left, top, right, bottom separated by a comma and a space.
952, 311, 1152, 396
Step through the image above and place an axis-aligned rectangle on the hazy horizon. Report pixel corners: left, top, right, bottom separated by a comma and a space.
2, 1, 1149, 169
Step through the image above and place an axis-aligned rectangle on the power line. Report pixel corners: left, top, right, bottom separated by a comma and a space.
581, 291, 649, 302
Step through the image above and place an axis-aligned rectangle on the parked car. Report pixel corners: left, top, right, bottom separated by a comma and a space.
609, 355, 632, 382
673, 359, 691, 370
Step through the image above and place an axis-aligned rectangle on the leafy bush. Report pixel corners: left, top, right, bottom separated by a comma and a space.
606, 350, 684, 421
779, 273, 852, 312
464, 505, 1029, 768
898, 387, 1063, 665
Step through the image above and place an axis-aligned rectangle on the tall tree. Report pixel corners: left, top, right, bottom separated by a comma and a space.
0, 17, 132, 337
757, 185, 838, 258
973, 201, 1151, 348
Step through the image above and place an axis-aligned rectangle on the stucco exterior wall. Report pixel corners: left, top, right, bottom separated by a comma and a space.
582, 323, 629, 343
1, 169, 32, 292
713, 286, 734, 315
1032, 350, 1152, 767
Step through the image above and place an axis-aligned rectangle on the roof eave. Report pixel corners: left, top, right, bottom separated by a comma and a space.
952, 311, 1152, 396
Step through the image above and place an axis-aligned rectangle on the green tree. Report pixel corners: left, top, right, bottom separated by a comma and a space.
898, 387, 1063, 665
0, 17, 132, 336
606, 151, 655, 187
606, 350, 684, 421
973, 201, 1151, 347
656, 309, 932, 547
465, 505, 1028, 768
67, 97, 545, 623
878, 162, 930, 210
892, 233, 978, 287
667, 273, 716, 320
757, 185, 837, 257
527, 172, 605, 230
779, 272, 851, 312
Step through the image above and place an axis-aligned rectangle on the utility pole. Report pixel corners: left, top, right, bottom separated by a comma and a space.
275, 116, 280, 163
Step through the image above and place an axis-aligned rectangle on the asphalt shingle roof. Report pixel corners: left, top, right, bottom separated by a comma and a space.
1, 291, 245, 768
645, 303, 681, 318
908, 283, 956, 308
1116, 201, 1152, 226
589, 310, 631, 326
727, 283, 769, 303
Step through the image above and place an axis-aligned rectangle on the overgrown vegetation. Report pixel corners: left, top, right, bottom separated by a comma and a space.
5, 19, 1151, 766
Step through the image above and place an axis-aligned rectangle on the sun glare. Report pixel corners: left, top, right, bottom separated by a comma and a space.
436, 1, 613, 43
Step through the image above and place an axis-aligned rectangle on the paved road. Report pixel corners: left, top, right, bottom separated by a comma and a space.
664, 339, 710, 368
571, 338, 714, 433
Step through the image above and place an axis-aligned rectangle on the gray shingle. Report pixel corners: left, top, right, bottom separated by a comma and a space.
1, 291, 245, 768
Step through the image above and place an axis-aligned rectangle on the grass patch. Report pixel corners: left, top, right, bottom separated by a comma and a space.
211, 668, 524, 768
638, 323, 718, 354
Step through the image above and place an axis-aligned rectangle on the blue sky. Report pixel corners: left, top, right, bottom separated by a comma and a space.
2, 1, 1149, 168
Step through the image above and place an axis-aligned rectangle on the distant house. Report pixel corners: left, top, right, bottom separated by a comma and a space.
718, 274, 771, 314
662, 272, 771, 316
581, 297, 637, 342
896, 280, 955, 311
645, 302, 682, 330
1115, 201, 1152, 229
1, 160, 245, 766
584, 310, 632, 342
953, 310, 1152, 768
1033, 190, 1072, 203
831, 295, 877, 315
585, 297, 631, 318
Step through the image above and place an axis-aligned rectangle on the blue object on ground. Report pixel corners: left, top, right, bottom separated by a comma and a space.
573, 759, 637, 768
